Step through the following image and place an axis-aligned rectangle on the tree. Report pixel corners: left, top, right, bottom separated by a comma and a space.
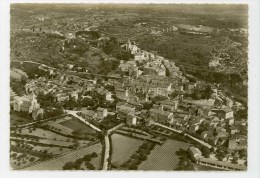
91, 152, 98, 158
201, 146, 211, 158
231, 157, 238, 164
83, 155, 91, 162
63, 161, 75, 170
215, 149, 225, 161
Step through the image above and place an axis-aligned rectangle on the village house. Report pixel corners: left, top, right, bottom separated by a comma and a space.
185, 82, 197, 92
115, 88, 129, 101
126, 113, 137, 126
81, 108, 97, 120
118, 60, 137, 73
55, 92, 69, 102
211, 108, 234, 120
188, 146, 203, 162
32, 108, 44, 120
149, 108, 174, 124
157, 99, 179, 111
225, 97, 234, 108
228, 136, 247, 151
117, 105, 135, 119
96, 107, 108, 119
96, 88, 113, 101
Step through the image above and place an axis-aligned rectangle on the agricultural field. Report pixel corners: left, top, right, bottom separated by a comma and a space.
13, 127, 90, 147
24, 143, 102, 170
59, 117, 96, 134
138, 139, 190, 170
10, 151, 40, 170
10, 124, 96, 170
10, 110, 34, 127
111, 134, 144, 167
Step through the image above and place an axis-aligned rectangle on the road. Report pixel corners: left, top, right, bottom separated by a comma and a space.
102, 135, 110, 170
102, 123, 124, 170
154, 122, 214, 149
65, 110, 102, 132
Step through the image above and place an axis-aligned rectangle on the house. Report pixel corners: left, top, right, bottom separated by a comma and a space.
56, 92, 69, 102
185, 82, 197, 91
226, 98, 233, 108
86, 83, 95, 91
145, 118, 155, 126
126, 113, 137, 126
157, 99, 179, 111
198, 106, 213, 117
118, 60, 136, 72
149, 108, 174, 124
105, 91, 113, 101
66, 64, 74, 70
69, 91, 79, 100
211, 108, 234, 119
188, 146, 203, 161
96, 88, 113, 101
117, 105, 135, 118
81, 109, 97, 120
32, 108, 44, 120
96, 107, 108, 119
228, 136, 247, 151
115, 88, 129, 101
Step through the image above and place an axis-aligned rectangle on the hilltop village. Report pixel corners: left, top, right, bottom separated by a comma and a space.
10, 4, 248, 171
11, 36, 247, 171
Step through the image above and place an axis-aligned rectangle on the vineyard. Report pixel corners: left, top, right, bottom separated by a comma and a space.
138, 139, 190, 170
111, 134, 144, 167
25, 143, 102, 170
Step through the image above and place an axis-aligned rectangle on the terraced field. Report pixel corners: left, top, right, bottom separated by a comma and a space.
111, 134, 144, 166
19, 128, 71, 141
138, 139, 190, 170
24, 143, 102, 170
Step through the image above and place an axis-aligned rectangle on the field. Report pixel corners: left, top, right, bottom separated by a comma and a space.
24, 143, 102, 170
111, 134, 144, 167
10, 151, 40, 170
59, 117, 96, 134
138, 139, 190, 170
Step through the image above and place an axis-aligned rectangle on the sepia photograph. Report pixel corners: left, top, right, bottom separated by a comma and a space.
9, 3, 249, 171
0, 0, 260, 177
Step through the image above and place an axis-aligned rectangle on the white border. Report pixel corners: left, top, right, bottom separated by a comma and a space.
1, 1, 259, 178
